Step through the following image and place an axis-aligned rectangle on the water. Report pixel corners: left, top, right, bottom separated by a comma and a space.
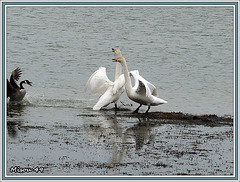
5, 6, 234, 176
6, 6, 234, 116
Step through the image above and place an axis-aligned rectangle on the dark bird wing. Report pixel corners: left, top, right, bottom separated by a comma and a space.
7, 79, 15, 98
10, 67, 22, 89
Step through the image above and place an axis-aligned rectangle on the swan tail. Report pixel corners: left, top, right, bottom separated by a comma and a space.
152, 96, 167, 105
159, 99, 167, 104
93, 104, 101, 110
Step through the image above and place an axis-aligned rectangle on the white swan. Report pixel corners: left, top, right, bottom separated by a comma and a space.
84, 49, 125, 110
113, 56, 167, 113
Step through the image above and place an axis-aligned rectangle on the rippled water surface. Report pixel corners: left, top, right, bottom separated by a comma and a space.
5, 6, 234, 177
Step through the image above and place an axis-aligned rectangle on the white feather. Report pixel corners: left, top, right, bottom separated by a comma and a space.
115, 57, 167, 113
85, 49, 126, 110
84, 67, 113, 96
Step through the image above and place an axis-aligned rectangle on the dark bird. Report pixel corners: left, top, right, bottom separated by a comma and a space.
7, 67, 32, 102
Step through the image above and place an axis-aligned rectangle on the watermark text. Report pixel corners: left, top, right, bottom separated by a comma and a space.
10, 166, 44, 173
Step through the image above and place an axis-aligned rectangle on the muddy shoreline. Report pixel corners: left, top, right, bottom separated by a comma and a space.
77, 110, 233, 126
7, 108, 234, 176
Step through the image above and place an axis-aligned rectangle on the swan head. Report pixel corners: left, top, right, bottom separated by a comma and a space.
112, 56, 125, 63
112, 48, 122, 57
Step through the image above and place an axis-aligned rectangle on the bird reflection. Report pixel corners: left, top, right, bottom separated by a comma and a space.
7, 102, 27, 138
7, 102, 26, 117
83, 110, 123, 145
84, 111, 158, 169
123, 117, 155, 150
7, 120, 23, 138
115, 117, 157, 165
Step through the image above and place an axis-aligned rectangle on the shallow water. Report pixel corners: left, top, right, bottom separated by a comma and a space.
5, 6, 234, 176
6, 6, 233, 116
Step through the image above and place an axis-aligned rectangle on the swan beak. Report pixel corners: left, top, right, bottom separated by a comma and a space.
112, 48, 116, 52
112, 58, 117, 62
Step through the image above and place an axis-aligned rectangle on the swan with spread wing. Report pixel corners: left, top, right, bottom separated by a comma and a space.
84, 49, 125, 110
113, 56, 167, 113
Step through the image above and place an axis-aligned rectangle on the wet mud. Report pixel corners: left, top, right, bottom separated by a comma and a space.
6, 107, 234, 176
78, 110, 233, 127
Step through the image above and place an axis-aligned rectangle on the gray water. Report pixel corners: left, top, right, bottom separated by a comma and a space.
5, 6, 234, 177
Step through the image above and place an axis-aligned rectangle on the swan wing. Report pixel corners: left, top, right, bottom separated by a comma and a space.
85, 67, 113, 95
130, 70, 147, 96
93, 76, 124, 110
112, 74, 125, 95
130, 70, 139, 76
93, 88, 116, 110
130, 70, 158, 97
145, 80, 158, 97
136, 80, 147, 96
129, 70, 140, 90
10, 67, 22, 89
137, 75, 158, 97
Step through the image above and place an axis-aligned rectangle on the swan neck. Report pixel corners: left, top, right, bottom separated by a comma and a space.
121, 59, 132, 92
114, 52, 123, 80
115, 62, 122, 80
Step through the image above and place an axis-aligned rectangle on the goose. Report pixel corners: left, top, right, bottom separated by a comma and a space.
7, 67, 32, 102
113, 56, 167, 113
84, 48, 125, 110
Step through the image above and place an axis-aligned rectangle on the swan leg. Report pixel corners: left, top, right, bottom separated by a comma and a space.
115, 103, 118, 110
145, 106, 151, 114
133, 104, 142, 113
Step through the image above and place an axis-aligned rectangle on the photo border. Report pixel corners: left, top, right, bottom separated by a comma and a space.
1, 1, 239, 181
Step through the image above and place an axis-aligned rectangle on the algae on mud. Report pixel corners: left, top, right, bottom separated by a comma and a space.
78, 110, 233, 126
